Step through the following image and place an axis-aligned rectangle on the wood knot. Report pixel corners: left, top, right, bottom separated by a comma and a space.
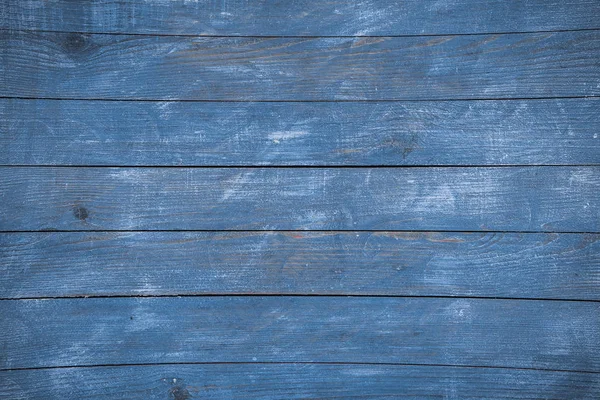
169, 386, 191, 400
62, 33, 89, 53
163, 378, 192, 400
61, 32, 99, 61
73, 205, 89, 221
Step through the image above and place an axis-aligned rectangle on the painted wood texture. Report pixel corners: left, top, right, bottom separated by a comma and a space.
1, 232, 598, 300
3, 0, 599, 36
1, 364, 599, 400
2, 297, 599, 371
3, 0, 600, 394
2, 31, 600, 101
1, 167, 598, 232
2, 98, 599, 166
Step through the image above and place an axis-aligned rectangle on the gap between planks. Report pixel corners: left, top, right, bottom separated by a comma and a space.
2, 27, 600, 39
2, 230, 599, 234
1, 165, 599, 168
2, 294, 599, 303
2, 361, 599, 375
1, 95, 598, 103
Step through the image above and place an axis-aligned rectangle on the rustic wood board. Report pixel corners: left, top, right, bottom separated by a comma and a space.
1, 167, 597, 232
1, 364, 598, 399
2, 31, 599, 100
1, 231, 598, 300
2, 98, 598, 166
3, 0, 599, 36
2, 0, 599, 395
1, 297, 598, 371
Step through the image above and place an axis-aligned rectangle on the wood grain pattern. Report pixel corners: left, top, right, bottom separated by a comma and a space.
1, 232, 598, 300
2, 98, 599, 166
2, 297, 599, 371
2, 0, 599, 396
1, 364, 599, 399
3, 0, 599, 36
1, 167, 598, 232
2, 30, 599, 100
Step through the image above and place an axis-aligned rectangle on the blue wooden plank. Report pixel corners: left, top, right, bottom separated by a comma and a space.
1, 232, 598, 300
1, 364, 598, 399
1, 167, 597, 232
2, 0, 599, 36
2, 31, 599, 100
1, 98, 598, 166
1, 297, 598, 371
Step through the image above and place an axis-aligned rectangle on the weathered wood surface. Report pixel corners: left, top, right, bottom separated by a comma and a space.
2, 31, 599, 101
1, 232, 598, 300
3, 0, 599, 36
1, 364, 599, 399
2, 0, 599, 394
2, 98, 599, 166
2, 297, 599, 371
1, 167, 598, 232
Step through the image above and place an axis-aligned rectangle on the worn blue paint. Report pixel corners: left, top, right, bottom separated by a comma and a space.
1, 232, 598, 300
1, 0, 599, 397
3, 0, 599, 36
1, 98, 599, 166
1, 167, 598, 232
1, 31, 599, 100
1, 364, 599, 399
1, 297, 599, 371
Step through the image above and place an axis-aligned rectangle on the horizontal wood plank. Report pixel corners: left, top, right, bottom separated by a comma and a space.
1, 98, 599, 166
1, 167, 598, 232
1, 364, 599, 399
1, 232, 598, 300
2, 31, 599, 100
2, 297, 599, 371
3, 0, 599, 36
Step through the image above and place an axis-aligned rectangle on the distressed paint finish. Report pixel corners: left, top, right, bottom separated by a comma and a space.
2, 31, 600, 100
1, 0, 599, 395
1, 98, 599, 166
1, 297, 599, 371
1, 232, 598, 300
1, 364, 599, 399
1, 167, 598, 232
3, 0, 599, 36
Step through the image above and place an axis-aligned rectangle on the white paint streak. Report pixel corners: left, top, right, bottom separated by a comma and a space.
267, 130, 310, 140
222, 171, 253, 201
413, 185, 457, 213
296, 210, 329, 229
343, 367, 385, 377
445, 299, 473, 323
